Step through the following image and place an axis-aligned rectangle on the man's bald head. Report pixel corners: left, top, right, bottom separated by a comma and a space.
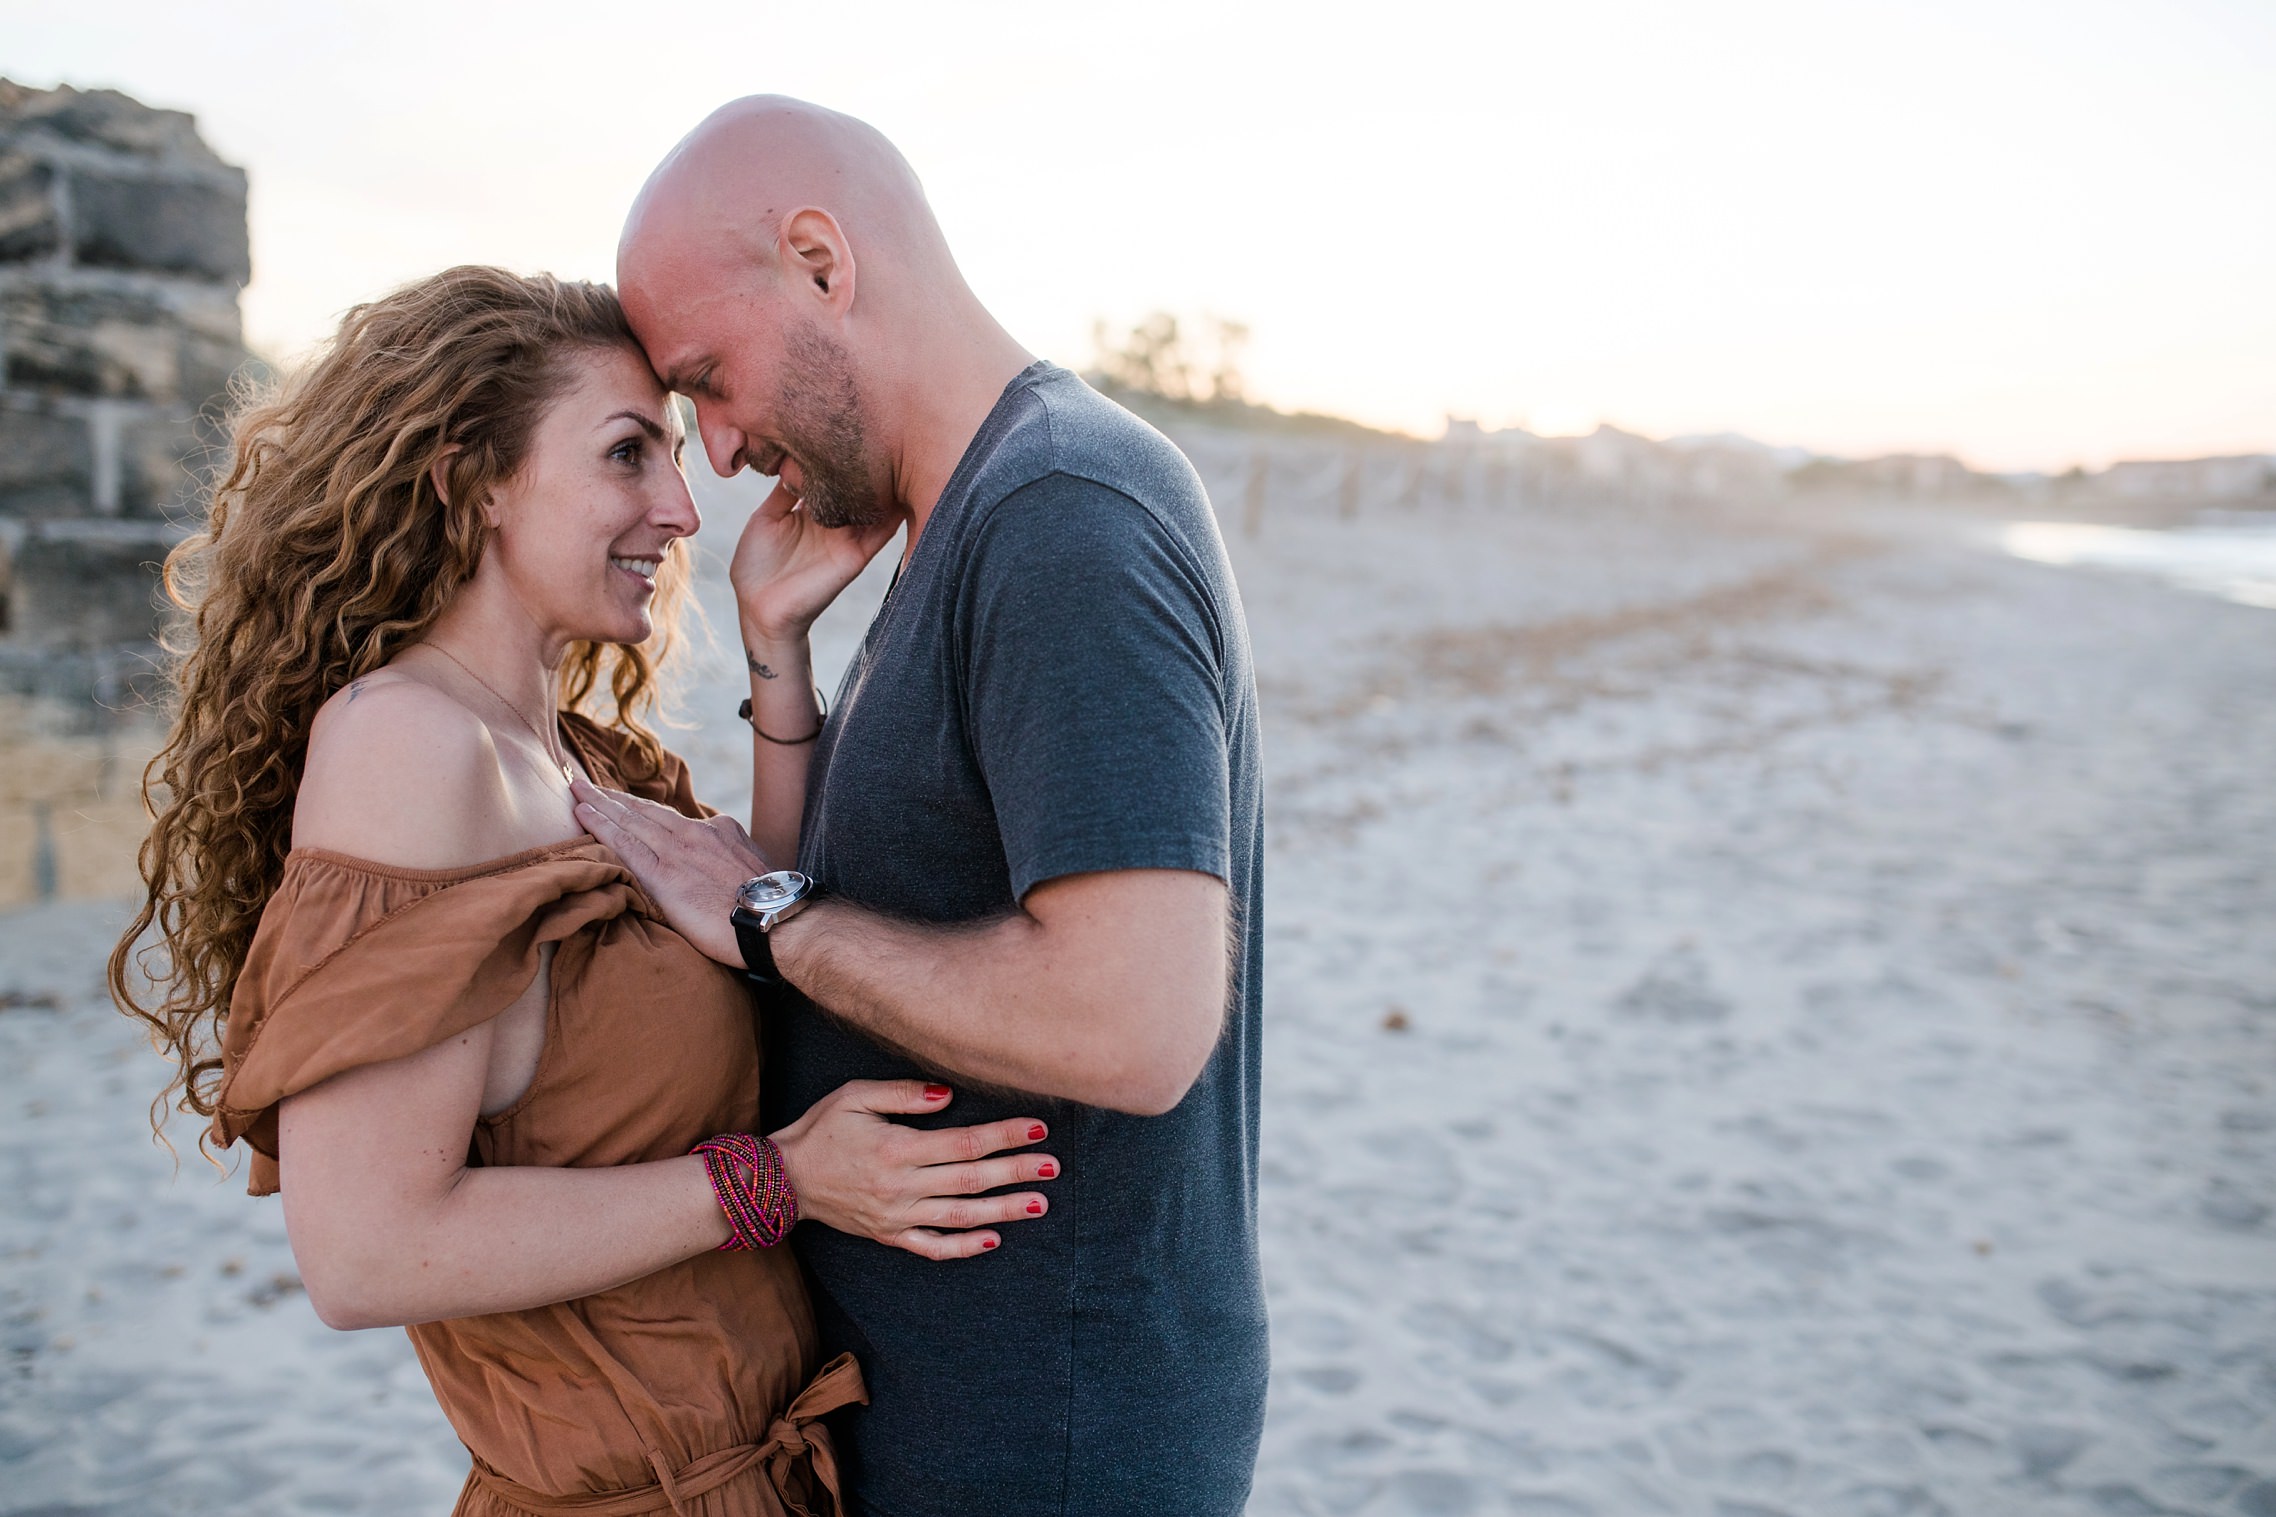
619, 95, 952, 311
615, 97, 1030, 527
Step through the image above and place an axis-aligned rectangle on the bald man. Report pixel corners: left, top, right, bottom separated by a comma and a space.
579, 98, 1266, 1516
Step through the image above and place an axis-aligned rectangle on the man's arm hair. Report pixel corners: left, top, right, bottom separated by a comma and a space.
774, 867, 1230, 1117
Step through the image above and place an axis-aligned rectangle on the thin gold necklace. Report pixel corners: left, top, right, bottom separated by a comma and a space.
421, 642, 574, 784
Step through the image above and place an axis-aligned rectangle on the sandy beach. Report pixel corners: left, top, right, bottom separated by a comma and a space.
4, 444, 2272, 1516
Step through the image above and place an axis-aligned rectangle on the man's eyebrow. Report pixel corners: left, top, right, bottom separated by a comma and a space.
602, 409, 668, 442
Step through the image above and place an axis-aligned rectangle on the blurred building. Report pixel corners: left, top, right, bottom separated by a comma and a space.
1441, 417, 1787, 507
2103, 455, 2276, 501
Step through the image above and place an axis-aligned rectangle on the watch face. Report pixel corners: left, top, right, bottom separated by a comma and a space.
737, 871, 808, 914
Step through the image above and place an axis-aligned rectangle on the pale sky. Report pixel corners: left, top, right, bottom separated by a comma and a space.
8, 0, 2272, 471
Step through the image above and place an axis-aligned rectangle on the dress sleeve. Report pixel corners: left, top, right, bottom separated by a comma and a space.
210, 847, 639, 1194
560, 712, 714, 819
957, 473, 1231, 901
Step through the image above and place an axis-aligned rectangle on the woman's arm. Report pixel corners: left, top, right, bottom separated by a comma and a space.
279, 1013, 723, 1330
279, 1024, 1062, 1330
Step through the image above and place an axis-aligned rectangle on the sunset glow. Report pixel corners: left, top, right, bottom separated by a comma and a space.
9, 0, 2270, 471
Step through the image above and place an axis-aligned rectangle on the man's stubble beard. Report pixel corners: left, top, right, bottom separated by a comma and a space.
776, 322, 887, 530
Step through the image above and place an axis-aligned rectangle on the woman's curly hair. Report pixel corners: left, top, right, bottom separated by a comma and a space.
110, 264, 692, 1143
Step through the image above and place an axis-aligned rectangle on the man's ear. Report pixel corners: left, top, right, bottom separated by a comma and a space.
779, 207, 855, 312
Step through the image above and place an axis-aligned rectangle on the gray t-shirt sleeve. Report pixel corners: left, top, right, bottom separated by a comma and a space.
960, 472, 1231, 900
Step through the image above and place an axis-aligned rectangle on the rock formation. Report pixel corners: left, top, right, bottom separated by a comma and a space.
0, 78, 256, 705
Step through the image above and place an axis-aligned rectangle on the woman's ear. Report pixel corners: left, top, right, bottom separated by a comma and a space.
429, 446, 500, 529
428, 447, 460, 509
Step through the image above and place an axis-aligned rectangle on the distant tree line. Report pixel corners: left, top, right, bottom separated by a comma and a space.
1089, 312, 1251, 406
1086, 312, 1393, 442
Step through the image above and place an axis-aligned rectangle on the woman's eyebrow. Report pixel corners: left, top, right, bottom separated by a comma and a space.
601, 409, 667, 441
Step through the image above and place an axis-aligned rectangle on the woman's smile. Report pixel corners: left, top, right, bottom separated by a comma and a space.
609, 554, 660, 593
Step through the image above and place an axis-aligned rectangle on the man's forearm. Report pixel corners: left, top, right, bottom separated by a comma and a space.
771, 880, 1224, 1116
772, 901, 1106, 1103
565, 778, 1228, 1114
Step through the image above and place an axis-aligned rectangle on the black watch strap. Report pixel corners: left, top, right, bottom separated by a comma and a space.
732, 909, 781, 985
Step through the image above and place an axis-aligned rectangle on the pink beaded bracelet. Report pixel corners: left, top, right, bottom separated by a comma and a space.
691, 1133, 799, 1250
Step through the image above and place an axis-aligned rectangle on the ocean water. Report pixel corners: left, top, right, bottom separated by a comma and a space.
2003, 517, 2276, 610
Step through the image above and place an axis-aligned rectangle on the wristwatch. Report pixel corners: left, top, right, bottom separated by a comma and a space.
730, 870, 822, 986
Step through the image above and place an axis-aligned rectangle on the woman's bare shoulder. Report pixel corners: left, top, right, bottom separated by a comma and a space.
292, 671, 518, 868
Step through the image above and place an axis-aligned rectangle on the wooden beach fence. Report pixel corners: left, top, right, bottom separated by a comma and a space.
1399, 448, 1428, 511
1194, 432, 1548, 537
1242, 449, 1270, 538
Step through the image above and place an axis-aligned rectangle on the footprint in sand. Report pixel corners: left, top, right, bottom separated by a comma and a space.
1613, 943, 1732, 1024
1379, 1468, 1487, 1514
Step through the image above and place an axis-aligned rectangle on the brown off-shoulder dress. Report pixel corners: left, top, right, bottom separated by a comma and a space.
209, 715, 864, 1517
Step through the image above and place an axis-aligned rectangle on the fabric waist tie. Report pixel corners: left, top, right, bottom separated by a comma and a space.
465, 1352, 867, 1517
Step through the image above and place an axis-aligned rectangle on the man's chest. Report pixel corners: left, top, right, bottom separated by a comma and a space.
802, 636, 1014, 921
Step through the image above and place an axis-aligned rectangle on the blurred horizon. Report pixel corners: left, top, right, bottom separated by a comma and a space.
6, 0, 2271, 473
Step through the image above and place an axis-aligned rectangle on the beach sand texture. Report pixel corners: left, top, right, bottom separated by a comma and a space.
3, 444, 2272, 1516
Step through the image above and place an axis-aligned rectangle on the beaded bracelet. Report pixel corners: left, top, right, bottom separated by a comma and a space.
690, 1133, 799, 1250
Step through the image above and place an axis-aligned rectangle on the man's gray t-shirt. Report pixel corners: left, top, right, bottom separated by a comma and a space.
766, 362, 1266, 1517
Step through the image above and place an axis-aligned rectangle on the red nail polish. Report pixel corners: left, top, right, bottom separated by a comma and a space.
1027, 1123, 1047, 1141
923, 1084, 950, 1100
981, 1237, 998, 1250
1037, 1161, 1059, 1179
1026, 1200, 1044, 1215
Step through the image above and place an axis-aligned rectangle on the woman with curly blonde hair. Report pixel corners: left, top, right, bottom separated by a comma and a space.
110, 265, 1061, 1516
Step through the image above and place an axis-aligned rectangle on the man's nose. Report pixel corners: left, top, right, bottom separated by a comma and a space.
699, 410, 743, 480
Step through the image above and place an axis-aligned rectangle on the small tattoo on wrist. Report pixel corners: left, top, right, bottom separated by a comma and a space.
746, 652, 779, 680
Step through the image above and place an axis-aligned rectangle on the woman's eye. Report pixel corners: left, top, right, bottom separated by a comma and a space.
610, 438, 642, 464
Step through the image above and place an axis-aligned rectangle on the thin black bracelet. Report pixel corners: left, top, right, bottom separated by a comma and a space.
737, 684, 830, 745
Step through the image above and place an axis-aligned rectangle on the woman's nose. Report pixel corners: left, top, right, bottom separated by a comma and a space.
654, 472, 701, 538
